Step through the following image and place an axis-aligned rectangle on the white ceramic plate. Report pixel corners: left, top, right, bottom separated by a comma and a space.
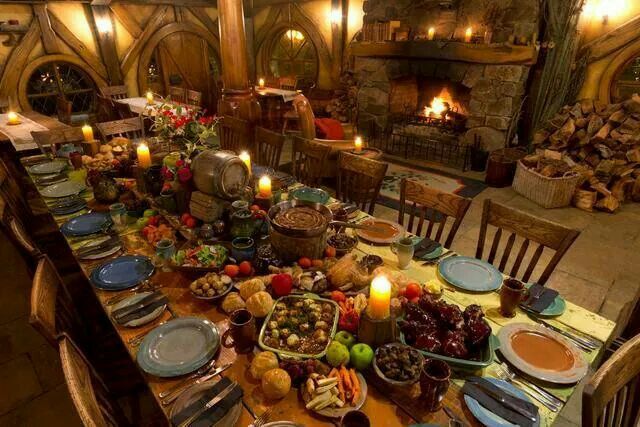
498, 323, 588, 384
29, 160, 67, 175
40, 181, 86, 198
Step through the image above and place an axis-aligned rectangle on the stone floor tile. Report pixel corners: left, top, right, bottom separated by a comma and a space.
546, 270, 610, 312
0, 384, 81, 427
0, 355, 42, 415
0, 316, 48, 365
0, 282, 29, 327
28, 343, 65, 392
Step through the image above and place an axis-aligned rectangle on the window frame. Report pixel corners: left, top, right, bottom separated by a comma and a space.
266, 27, 319, 83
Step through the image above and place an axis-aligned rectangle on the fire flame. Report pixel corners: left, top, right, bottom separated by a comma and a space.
423, 87, 454, 118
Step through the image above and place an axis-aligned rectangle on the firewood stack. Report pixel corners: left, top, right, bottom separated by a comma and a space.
532, 94, 640, 213
326, 72, 358, 123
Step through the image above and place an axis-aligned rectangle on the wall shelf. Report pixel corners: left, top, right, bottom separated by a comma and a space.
351, 41, 538, 65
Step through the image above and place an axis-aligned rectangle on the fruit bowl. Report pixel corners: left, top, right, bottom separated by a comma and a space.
372, 343, 424, 387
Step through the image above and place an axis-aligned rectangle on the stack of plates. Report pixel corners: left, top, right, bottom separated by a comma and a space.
50, 196, 87, 216
437, 256, 503, 292
28, 160, 68, 175
40, 181, 86, 198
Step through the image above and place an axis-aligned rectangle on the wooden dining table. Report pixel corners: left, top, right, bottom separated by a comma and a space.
27, 168, 616, 426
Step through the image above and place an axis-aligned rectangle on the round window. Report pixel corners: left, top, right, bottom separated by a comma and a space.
268, 28, 318, 82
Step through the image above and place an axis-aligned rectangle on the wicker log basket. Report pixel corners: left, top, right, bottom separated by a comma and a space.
513, 160, 581, 208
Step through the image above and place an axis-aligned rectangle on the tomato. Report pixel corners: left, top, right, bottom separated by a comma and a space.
224, 264, 240, 278
324, 246, 337, 258
180, 213, 192, 224
147, 216, 160, 227
238, 261, 253, 276
271, 273, 293, 297
404, 283, 423, 300
185, 217, 197, 228
298, 257, 312, 269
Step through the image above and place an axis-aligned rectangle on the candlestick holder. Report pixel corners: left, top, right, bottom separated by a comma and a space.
133, 165, 148, 194
81, 139, 100, 156
357, 311, 397, 348
253, 193, 273, 212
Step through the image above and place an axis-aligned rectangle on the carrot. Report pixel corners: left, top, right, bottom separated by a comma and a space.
351, 389, 360, 406
328, 368, 338, 378
338, 301, 347, 312
340, 366, 352, 391
349, 369, 360, 392
336, 372, 345, 402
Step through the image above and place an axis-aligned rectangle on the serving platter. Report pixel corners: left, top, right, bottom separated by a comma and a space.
39, 180, 86, 198
355, 219, 404, 244
137, 317, 220, 377
301, 372, 367, 418
90, 255, 155, 291
438, 257, 503, 292
463, 378, 540, 427
498, 323, 588, 384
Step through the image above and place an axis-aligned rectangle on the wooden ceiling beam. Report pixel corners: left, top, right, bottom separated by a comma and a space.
88, 3, 123, 84
120, 5, 168, 74
110, 3, 142, 38
33, 4, 61, 54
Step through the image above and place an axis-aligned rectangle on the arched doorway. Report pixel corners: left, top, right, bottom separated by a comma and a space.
139, 23, 221, 113
610, 54, 640, 103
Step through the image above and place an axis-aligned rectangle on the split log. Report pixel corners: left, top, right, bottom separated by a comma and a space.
572, 189, 596, 212
626, 148, 640, 163
595, 195, 620, 213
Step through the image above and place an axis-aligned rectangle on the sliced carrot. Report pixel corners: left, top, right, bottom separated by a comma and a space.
349, 369, 360, 392
328, 368, 338, 378
340, 366, 352, 391
336, 373, 345, 402
351, 389, 359, 405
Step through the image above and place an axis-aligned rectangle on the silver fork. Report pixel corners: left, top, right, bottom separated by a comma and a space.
495, 364, 562, 412
253, 408, 273, 427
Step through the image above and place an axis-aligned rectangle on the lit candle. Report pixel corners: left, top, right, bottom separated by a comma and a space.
7, 111, 19, 125
81, 124, 94, 141
137, 143, 151, 169
146, 91, 154, 104
258, 175, 272, 197
368, 275, 391, 320
239, 151, 251, 173
465, 27, 473, 43
354, 136, 363, 153
428, 27, 436, 41
258, 78, 265, 89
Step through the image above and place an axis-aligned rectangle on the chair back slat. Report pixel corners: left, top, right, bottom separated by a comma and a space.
8, 215, 40, 258
476, 199, 580, 284
337, 151, 388, 215
56, 96, 73, 125
398, 179, 471, 248
219, 115, 253, 155
96, 117, 144, 142
498, 233, 516, 271
168, 86, 186, 103
255, 126, 285, 170
583, 334, 640, 427
96, 95, 118, 123
99, 85, 128, 100
291, 136, 331, 187
32, 128, 85, 156
113, 101, 135, 119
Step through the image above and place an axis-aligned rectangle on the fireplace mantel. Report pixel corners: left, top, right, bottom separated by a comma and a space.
351, 41, 538, 65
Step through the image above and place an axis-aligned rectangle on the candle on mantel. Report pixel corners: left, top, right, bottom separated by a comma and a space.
7, 111, 19, 125
354, 136, 363, 153
258, 175, 272, 197
464, 27, 473, 43
239, 151, 251, 173
81, 124, 94, 141
137, 143, 152, 169
258, 78, 265, 89
146, 91, 154, 104
427, 27, 436, 41
369, 275, 391, 320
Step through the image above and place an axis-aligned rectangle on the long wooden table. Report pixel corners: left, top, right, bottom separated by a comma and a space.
29, 171, 616, 426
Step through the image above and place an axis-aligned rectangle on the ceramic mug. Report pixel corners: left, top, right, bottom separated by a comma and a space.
340, 410, 370, 427
222, 309, 256, 354
420, 358, 451, 412
391, 237, 415, 270
108, 202, 127, 231
154, 239, 175, 272
500, 278, 526, 317
231, 237, 255, 263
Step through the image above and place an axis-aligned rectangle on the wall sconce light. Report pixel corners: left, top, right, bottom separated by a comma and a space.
330, 8, 342, 25
95, 16, 112, 34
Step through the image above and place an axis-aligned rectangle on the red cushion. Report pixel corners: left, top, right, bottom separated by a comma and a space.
314, 118, 344, 140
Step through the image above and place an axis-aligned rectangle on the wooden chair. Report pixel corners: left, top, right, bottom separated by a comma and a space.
96, 94, 118, 123
113, 100, 135, 119
99, 85, 128, 100
219, 115, 253, 155
291, 136, 331, 187
186, 89, 202, 107
96, 117, 144, 142
336, 151, 388, 215
59, 335, 130, 427
475, 199, 580, 285
5, 213, 41, 259
583, 333, 640, 427
168, 86, 186, 103
31, 127, 85, 157
56, 96, 73, 125
398, 179, 472, 248
255, 126, 285, 170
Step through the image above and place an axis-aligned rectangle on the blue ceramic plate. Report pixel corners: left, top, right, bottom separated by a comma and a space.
137, 317, 219, 377
438, 256, 503, 292
290, 187, 330, 204
28, 160, 68, 175
90, 255, 154, 291
464, 378, 540, 427
61, 212, 111, 237
520, 283, 566, 317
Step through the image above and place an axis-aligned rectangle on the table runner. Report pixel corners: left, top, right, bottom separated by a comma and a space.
118, 97, 198, 116
0, 113, 49, 151
254, 86, 298, 102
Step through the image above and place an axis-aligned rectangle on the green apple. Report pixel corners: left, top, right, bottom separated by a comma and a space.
334, 331, 356, 349
325, 341, 350, 367
135, 217, 149, 230
349, 343, 374, 371
143, 209, 157, 218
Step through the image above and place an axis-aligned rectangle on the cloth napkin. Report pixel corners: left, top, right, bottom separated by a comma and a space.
112, 295, 169, 325
170, 377, 243, 427
462, 378, 538, 427
521, 283, 559, 313
413, 237, 442, 259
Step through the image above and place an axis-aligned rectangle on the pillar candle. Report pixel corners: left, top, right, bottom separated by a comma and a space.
258, 78, 265, 89
369, 275, 391, 319
354, 136, 363, 153
137, 143, 152, 169
464, 27, 473, 43
146, 91, 154, 104
258, 175, 272, 197
7, 111, 19, 125
239, 151, 251, 173
81, 124, 94, 142
427, 27, 436, 41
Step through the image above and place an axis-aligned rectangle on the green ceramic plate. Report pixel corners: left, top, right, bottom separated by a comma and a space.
520, 283, 566, 317
290, 187, 330, 205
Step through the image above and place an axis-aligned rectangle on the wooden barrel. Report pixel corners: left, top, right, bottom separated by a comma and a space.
485, 148, 527, 188
191, 150, 250, 199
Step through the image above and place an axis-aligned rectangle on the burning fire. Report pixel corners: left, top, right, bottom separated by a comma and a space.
423, 87, 455, 118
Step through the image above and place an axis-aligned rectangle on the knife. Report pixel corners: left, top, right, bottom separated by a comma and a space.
76, 236, 121, 257
467, 378, 538, 422
114, 296, 169, 325
162, 363, 233, 406
535, 319, 598, 351
112, 291, 166, 320
176, 381, 237, 427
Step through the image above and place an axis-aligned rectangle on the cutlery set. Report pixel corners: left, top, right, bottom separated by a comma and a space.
422, 250, 458, 265
105, 280, 160, 306
533, 318, 600, 352
176, 380, 238, 427
161, 363, 233, 406
494, 363, 563, 412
